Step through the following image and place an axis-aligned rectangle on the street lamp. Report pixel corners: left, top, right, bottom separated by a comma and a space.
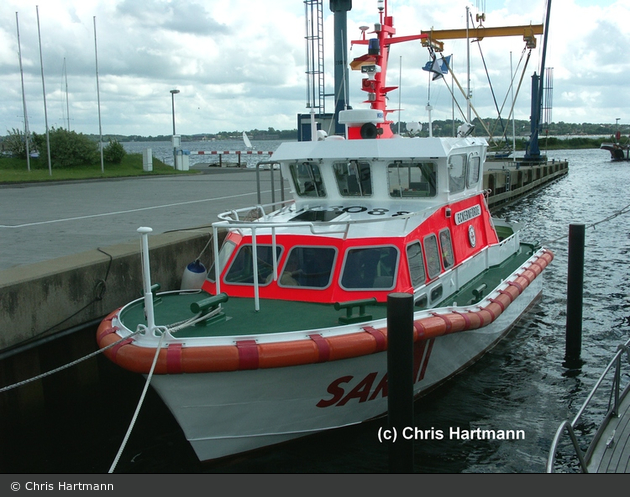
170, 89, 180, 168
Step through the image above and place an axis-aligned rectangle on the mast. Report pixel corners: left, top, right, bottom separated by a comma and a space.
525, 0, 552, 161
348, 0, 428, 139
330, 0, 352, 135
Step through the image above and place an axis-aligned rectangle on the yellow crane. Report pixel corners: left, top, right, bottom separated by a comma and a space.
421, 24, 544, 52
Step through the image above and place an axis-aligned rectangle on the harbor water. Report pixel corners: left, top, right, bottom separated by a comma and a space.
1, 147, 629, 473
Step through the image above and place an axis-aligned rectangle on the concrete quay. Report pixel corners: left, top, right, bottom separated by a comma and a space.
0, 160, 567, 357
0, 168, 280, 356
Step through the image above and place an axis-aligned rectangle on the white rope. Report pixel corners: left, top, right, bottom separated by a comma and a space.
0, 328, 141, 394
108, 325, 167, 474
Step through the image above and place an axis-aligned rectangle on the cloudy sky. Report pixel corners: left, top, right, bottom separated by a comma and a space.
0, 0, 627, 138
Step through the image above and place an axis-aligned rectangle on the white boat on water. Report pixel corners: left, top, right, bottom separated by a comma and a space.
97, 0, 553, 463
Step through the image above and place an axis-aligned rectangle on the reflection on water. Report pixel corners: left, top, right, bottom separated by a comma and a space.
1, 149, 629, 473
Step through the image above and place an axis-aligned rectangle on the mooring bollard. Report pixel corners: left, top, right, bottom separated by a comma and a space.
387, 292, 414, 473
564, 223, 585, 368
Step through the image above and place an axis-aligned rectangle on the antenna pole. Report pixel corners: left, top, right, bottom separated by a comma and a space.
16, 12, 31, 172
36, 5, 52, 176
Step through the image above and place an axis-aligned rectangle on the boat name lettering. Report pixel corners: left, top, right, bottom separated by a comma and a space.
454, 204, 482, 225
316, 339, 433, 408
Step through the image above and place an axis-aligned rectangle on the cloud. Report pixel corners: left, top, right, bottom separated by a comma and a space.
0, 0, 628, 137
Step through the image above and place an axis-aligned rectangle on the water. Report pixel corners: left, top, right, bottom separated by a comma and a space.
1, 148, 629, 473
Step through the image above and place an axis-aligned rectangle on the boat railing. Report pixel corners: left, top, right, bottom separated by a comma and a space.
255, 160, 285, 208
546, 337, 630, 473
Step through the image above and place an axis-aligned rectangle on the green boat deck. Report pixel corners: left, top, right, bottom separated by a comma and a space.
119, 243, 537, 338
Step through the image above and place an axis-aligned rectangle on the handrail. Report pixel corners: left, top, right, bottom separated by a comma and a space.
256, 160, 285, 207
546, 337, 630, 473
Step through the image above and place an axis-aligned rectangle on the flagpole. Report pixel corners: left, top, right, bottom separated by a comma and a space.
36, 5, 52, 176
94, 16, 104, 173
16, 12, 31, 172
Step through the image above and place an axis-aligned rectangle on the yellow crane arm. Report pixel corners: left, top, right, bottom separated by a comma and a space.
421, 24, 543, 51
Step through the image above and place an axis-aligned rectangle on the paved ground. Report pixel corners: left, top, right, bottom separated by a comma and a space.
0, 168, 287, 272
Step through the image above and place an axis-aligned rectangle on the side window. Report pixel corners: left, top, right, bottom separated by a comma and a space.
278, 246, 337, 288
225, 245, 282, 285
341, 246, 398, 290
388, 162, 436, 198
439, 229, 454, 269
448, 154, 467, 193
407, 241, 426, 287
207, 240, 236, 282
334, 161, 372, 197
289, 162, 326, 197
423, 234, 441, 280
467, 156, 481, 188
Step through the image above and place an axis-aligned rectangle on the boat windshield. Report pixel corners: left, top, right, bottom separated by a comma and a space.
388, 161, 436, 198
278, 246, 337, 288
224, 244, 283, 285
340, 246, 398, 290
333, 160, 372, 197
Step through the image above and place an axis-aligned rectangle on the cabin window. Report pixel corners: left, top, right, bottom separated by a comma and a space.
334, 160, 372, 197
278, 246, 337, 288
439, 229, 454, 269
467, 156, 481, 188
207, 240, 236, 282
388, 162, 436, 198
423, 234, 441, 280
340, 246, 398, 290
448, 154, 467, 193
407, 241, 426, 287
289, 161, 326, 197
224, 244, 283, 285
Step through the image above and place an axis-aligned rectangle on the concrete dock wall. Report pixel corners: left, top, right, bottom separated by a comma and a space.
0, 229, 214, 355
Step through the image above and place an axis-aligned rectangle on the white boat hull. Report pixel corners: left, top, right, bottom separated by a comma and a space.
149, 276, 542, 462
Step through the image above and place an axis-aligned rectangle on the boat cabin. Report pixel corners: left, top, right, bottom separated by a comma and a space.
203, 136, 500, 308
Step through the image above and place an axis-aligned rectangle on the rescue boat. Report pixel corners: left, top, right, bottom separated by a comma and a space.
97, 0, 553, 462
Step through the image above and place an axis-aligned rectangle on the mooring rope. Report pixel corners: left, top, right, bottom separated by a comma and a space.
542, 201, 630, 246
0, 328, 142, 394
108, 325, 167, 474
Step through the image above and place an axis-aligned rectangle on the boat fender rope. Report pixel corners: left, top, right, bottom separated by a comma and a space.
431, 313, 453, 333
413, 320, 427, 339
528, 260, 545, 274
110, 338, 134, 361
475, 309, 487, 328
97, 325, 118, 343
236, 340, 259, 370
452, 310, 473, 330
362, 326, 387, 352
497, 289, 516, 304
488, 297, 506, 312
505, 280, 524, 293
309, 334, 331, 362
166, 343, 183, 374
482, 306, 497, 322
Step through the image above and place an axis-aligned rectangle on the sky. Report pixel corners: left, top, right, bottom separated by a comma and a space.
0, 0, 627, 138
